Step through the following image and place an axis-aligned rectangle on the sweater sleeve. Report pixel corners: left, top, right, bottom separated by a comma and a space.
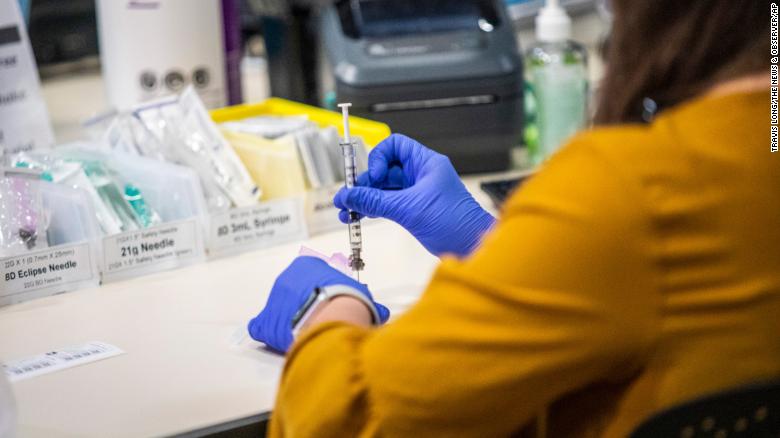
269, 137, 661, 438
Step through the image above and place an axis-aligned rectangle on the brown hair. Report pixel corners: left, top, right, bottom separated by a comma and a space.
594, 1, 770, 125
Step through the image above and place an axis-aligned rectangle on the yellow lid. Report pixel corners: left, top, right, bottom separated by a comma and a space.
210, 98, 391, 149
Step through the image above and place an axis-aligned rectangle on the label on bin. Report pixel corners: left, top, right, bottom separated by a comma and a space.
0, 242, 98, 306
305, 184, 343, 235
208, 198, 307, 257
2, 341, 124, 382
102, 219, 204, 281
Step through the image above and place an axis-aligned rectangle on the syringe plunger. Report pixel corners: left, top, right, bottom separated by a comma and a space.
338, 103, 352, 143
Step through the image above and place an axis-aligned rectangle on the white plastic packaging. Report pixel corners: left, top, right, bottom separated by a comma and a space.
134, 87, 260, 212
102, 150, 208, 224
13, 151, 130, 234
57, 144, 207, 225
221, 115, 311, 139
43, 181, 102, 247
220, 119, 368, 191
0, 179, 102, 306
0, 175, 48, 256
103, 112, 170, 161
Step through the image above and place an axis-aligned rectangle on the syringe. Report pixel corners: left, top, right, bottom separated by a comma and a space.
338, 103, 365, 280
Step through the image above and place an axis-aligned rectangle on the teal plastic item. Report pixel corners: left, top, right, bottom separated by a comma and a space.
79, 160, 140, 232
14, 160, 53, 181
18, 0, 30, 23
323, 91, 337, 111
123, 184, 161, 228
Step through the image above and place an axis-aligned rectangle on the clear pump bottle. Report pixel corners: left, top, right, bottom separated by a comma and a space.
525, 0, 589, 165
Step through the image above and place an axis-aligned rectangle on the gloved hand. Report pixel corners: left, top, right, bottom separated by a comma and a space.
247, 256, 390, 353
334, 134, 495, 257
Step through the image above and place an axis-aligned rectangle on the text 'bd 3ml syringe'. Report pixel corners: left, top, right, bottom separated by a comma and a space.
338, 103, 365, 280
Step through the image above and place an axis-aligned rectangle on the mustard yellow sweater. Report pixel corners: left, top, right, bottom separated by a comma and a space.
270, 90, 779, 437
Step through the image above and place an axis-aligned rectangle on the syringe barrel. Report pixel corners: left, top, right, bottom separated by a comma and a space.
348, 220, 362, 248
340, 140, 358, 189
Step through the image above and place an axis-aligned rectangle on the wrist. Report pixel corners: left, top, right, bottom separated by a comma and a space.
458, 208, 496, 257
302, 296, 373, 331
292, 285, 378, 338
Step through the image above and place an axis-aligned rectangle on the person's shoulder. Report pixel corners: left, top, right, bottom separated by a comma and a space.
572, 90, 768, 166
565, 123, 670, 167
571, 124, 652, 146
506, 127, 653, 215
502, 128, 653, 239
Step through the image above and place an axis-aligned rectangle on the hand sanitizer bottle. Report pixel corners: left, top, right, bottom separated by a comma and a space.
526, 0, 588, 165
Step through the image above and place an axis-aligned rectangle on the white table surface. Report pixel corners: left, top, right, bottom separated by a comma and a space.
0, 176, 518, 438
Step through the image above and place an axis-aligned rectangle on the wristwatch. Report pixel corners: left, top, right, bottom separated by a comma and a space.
291, 285, 381, 338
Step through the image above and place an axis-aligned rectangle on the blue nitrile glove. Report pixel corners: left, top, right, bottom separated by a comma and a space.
247, 256, 390, 353
334, 134, 496, 257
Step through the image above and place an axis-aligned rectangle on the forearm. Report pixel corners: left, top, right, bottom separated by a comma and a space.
271, 322, 376, 438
